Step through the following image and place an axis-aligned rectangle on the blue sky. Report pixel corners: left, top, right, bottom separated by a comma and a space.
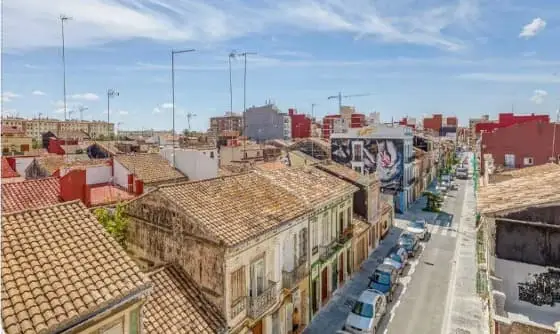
2, 0, 560, 131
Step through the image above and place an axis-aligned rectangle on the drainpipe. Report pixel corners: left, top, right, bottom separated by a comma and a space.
307, 214, 312, 325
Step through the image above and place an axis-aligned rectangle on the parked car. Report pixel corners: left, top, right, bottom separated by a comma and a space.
456, 167, 468, 179
344, 289, 388, 334
407, 219, 428, 241
368, 264, 398, 302
383, 247, 408, 274
398, 232, 420, 257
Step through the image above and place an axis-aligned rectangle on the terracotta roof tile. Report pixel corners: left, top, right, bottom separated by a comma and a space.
1, 201, 151, 334
478, 165, 560, 216
157, 172, 308, 246
115, 153, 186, 185
144, 265, 226, 334
315, 161, 377, 185
34, 155, 102, 174
2, 178, 61, 213
2, 157, 19, 178
257, 166, 359, 207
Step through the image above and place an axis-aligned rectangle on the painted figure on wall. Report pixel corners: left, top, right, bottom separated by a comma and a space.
331, 138, 403, 189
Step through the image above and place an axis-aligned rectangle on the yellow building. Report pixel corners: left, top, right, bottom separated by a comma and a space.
1, 117, 114, 139
1, 125, 33, 154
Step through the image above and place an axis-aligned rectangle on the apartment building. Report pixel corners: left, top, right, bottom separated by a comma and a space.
1, 117, 114, 139
245, 104, 289, 141
210, 112, 244, 136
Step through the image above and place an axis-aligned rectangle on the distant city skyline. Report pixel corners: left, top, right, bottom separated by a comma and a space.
2, 0, 560, 131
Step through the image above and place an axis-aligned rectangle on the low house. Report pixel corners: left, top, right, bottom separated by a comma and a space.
124, 172, 310, 334
478, 164, 560, 334
160, 147, 219, 181
24, 155, 95, 179
114, 153, 187, 188
1, 125, 33, 154
1, 201, 152, 334
144, 265, 228, 334
1, 178, 61, 213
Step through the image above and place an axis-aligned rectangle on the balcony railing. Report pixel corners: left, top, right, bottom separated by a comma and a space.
230, 297, 247, 319
248, 281, 278, 319
319, 241, 339, 262
282, 260, 309, 290
337, 226, 353, 245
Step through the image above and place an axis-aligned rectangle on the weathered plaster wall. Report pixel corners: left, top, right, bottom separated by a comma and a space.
505, 206, 560, 226
125, 193, 226, 310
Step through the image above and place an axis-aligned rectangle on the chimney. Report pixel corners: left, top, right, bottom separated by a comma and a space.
127, 174, 134, 192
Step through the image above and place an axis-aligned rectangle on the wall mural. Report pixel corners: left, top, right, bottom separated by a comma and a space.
331, 138, 403, 189
518, 268, 560, 306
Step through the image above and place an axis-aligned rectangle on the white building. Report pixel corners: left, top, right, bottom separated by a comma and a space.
160, 147, 218, 181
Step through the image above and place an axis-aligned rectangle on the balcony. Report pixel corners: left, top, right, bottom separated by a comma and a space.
282, 260, 308, 290
319, 241, 340, 262
337, 226, 353, 245
248, 281, 278, 319
230, 297, 247, 319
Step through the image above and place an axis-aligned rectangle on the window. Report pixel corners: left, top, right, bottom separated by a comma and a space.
230, 266, 246, 304
523, 157, 534, 166
311, 218, 318, 253
243, 151, 248, 159
322, 212, 329, 244
354, 166, 362, 174
250, 258, 265, 297
504, 154, 515, 168
210, 151, 215, 159
352, 141, 363, 161
129, 308, 140, 334
299, 228, 308, 261
347, 207, 352, 228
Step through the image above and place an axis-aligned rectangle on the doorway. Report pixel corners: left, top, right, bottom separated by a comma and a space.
321, 268, 328, 303
251, 320, 263, 334
311, 279, 318, 314
339, 253, 344, 284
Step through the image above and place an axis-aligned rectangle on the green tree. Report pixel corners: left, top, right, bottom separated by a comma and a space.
423, 191, 443, 212
94, 204, 128, 249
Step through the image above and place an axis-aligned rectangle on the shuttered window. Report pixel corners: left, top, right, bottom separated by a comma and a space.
230, 266, 246, 304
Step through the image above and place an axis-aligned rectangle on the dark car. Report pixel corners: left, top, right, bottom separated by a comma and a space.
368, 264, 398, 302
398, 232, 420, 257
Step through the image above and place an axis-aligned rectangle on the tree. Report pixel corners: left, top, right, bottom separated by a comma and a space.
423, 191, 443, 212
94, 204, 128, 249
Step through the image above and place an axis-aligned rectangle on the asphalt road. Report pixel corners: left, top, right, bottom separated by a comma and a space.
379, 178, 469, 334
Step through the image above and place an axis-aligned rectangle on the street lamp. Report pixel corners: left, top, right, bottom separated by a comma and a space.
171, 48, 196, 167
107, 89, 119, 124
230, 51, 256, 154
60, 14, 72, 121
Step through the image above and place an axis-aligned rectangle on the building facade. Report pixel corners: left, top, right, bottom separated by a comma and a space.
1, 117, 114, 139
245, 104, 287, 141
288, 108, 311, 139
1, 125, 33, 154
210, 112, 244, 136
475, 112, 550, 134
331, 125, 415, 212
322, 109, 366, 139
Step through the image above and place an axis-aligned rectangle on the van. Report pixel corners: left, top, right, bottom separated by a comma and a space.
367, 264, 398, 302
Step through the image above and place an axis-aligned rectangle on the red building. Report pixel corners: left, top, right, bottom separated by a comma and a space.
423, 114, 443, 133
288, 108, 312, 139
321, 113, 366, 139
475, 113, 550, 134
481, 120, 560, 173
446, 117, 458, 127
398, 117, 416, 129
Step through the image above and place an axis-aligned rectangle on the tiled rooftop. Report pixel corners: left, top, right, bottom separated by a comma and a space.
157, 172, 308, 246
144, 265, 227, 334
257, 166, 359, 207
1, 201, 151, 334
89, 185, 136, 207
315, 161, 377, 185
2, 157, 19, 178
478, 165, 560, 216
115, 153, 186, 185
1, 178, 61, 213
35, 155, 102, 174
254, 160, 289, 171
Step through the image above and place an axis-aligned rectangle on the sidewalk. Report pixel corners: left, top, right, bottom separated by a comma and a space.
304, 194, 434, 333
303, 227, 402, 333
443, 178, 489, 334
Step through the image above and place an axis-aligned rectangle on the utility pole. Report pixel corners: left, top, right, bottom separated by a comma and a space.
230, 51, 257, 155
171, 48, 195, 167
60, 15, 72, 121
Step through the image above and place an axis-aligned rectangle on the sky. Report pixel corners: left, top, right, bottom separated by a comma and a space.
2, 0, 560, 131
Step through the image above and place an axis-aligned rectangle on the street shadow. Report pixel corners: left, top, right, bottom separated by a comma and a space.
435, 212, 454, 227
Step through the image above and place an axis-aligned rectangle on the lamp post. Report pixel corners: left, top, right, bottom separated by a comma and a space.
60, 14, 72, 121
230, 51, 256, 153
107, 89, 119, 125
171, 48, 196, 167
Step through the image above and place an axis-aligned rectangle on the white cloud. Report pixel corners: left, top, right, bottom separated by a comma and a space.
32, 90, 46, 96
3, 0, 479, 52
1, 91, 21, 102
118, 110, 129, 115
519, 18, 546, 38
530, 89, 547, 104
522, 51, 536, 57
153, 107, 162, 114
153, 103, 174, 114
161, 103, 174, 109
69, 93, 99, 101
457, 72, 560, 84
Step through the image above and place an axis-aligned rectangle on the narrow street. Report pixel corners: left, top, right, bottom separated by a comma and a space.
305, 153, 484, 334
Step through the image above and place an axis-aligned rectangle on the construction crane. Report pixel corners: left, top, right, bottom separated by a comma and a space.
186, 112, 197, 132
327, 92, 371, 113
77, 106, 88, 121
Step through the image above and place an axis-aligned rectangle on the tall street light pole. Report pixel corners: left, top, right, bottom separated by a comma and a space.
60, 14, 72, 121
171, 48, 195, 167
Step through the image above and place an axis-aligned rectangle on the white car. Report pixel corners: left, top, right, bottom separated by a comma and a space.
344, 289, 387, 334
407, 219, 428, 240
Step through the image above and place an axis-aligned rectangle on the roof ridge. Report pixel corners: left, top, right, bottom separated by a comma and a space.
158, 171, 254, 188
2, 176, 59, 185
2, 199, 83, 217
